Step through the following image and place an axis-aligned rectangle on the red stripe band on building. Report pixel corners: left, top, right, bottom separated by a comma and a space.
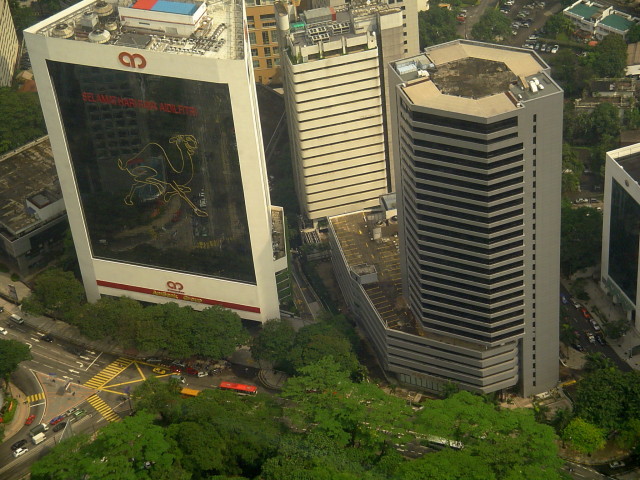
96, 280, 260, 313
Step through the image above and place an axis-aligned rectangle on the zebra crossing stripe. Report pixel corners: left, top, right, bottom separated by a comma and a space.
26, 393, 45, 403
84, 357, 134, 389
86, 395, 120, 422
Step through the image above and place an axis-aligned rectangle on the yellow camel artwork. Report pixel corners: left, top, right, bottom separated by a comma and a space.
117, 134, 207, 217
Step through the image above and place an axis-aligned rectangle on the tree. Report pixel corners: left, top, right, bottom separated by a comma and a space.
560, 203, 603, 276
393, 448, 497, 480
623, 107, 640, 129
418, 7, 458, 49
288, 322, 361, 376
551, 52, 594, 99
188, 306, 249, 358
251, 318, 296, 368
0, 89, 47, 155
562, 143, 583, 194
0, 339, 31, 378
544, 14, 574, 38
590, 103, 620, 142
583, 352, 615, 373
562, 418, 606, 454
593, 34, 627, 78
8, 0, 35, 35
470, 9, 511, 43
551, 408, 574, 435
22, 268, 85, 321
604, 318, 630, 339
626, 24, 640, 44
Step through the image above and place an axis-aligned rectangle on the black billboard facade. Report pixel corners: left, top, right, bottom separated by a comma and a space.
47, 61, 256, 283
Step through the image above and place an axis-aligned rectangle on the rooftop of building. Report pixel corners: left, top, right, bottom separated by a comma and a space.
330, 210, 500, 352
609, 146, 640, 183
392, 41, 561, 117
29, 0, 244, 60
566, 1, 602, 21
283, 0, 400, 51
0, 137, 63, 237
599, 13, 635, 31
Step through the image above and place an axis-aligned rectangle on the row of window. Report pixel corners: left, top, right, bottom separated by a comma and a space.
252, 58, 280, 69
248, 30, 278, 45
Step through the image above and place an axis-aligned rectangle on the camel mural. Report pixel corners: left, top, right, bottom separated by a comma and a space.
117, 134, 207, 217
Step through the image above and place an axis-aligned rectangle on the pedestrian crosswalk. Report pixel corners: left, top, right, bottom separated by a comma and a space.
86, 394, 120, 422
26, 392, 45, 403
83, 357, 134, 389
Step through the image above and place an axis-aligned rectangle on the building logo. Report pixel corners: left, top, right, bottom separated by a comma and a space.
118, 52, 147, 69
166, 281, 184, 293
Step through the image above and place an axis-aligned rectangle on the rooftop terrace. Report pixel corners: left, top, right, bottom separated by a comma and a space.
0, 137, 63, 237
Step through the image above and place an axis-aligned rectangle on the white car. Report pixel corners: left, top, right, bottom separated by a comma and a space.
551, 44, 559, 54
13, 447, 28, 458
0, 327, 7, 335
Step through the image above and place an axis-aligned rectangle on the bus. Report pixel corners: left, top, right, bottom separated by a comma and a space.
180, 388, 201, 398
425, 435, 464, 450
219, 382, 258, 395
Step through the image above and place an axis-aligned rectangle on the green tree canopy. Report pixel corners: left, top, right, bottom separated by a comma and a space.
626, 24, 640, 44
562, 143, 583, 194
22, 268, 85, 322
418, 7, 459, 49
544, 14, 574, 38
592, 34, 627, 77
562, 418, 606, 454
470, 9, 511, 43
251, 318, 296, 368
0, 339, 31, 378
560, 203, 603, 276
590, 103, 620, 142
0, 88, 46, 155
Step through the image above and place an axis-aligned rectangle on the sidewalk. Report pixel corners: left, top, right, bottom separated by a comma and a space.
563, 267, 640, 371
2, 383, 29, 440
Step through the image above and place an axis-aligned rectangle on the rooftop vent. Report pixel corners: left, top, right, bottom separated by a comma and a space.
80, 11, 98, 29
88, 28, 111, 43
94, 0, 114, 18
51, 22, 75, 39
104, 20, 119, 32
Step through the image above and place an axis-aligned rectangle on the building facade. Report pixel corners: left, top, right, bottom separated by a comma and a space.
347, 40, 562, 396
0, 0, 20, 86
601, 145, 640, 330
25, 0, 285, 322
563, 0, 638, 40
278, 0, 410, 222
247, 0, 281, 84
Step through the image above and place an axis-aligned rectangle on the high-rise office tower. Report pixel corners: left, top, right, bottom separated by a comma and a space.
25, 0, 287, 322
388, 41, 563, 395
601, 144, 640, 331
0, 0, 20, 86
277, 0, 414, 223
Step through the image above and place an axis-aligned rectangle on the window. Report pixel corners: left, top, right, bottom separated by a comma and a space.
262, 31, 270, 44
267, 59, 273, 68
251, 48, 258, 56
273, 46, 279, 54
533, 114, 537, 122
264, 47, 271, 57
274, 57, 280, 65
260, 13, 275, 20
271, 30, 278, 42
247, 15, 254, 21
253, 59, 260, 68
249, 32, 257, 44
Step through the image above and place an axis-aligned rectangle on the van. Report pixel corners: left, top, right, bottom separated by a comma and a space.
10, 313, 24, 325
170, 374, 186, 384
32, 432, 46, 445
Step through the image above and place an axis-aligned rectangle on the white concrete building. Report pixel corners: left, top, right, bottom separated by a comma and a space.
601, 145, 640, 331
0, 0, 20, 86
383, 41, 563, 396
563, 0, 638, 40
278, 0, 413, 222
25, 0, 286, 322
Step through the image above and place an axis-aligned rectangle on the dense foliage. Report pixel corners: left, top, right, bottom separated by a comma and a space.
0, 339, 31, 378
22, 268, 248, 357
470, 9, 511, 43
418, 7, 458, 49
30, 358, 565, 480
0, 88, 47, 155
560, 203, 602, 276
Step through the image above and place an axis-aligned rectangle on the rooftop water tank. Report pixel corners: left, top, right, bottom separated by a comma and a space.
88, 28, 111, 43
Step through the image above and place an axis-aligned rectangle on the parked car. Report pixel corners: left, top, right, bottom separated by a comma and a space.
13, 447, 28, 458
580, 307, 591, 319
586, 332, 596, 344
0, 327, 7, 335
11, 439, 27, 451
53, 422, 67, 432
49, 415, 65, 426
595, 332, 607, 346
25, 414, 36, 426
560, 294, 568, 304
572, 342, 585, 352
609, 460, 625, 469
590, 319, 601, 331
551, 44, 559, 53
